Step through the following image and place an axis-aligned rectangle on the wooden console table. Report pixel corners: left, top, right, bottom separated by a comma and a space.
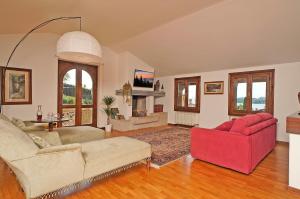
286, 112, 300, 134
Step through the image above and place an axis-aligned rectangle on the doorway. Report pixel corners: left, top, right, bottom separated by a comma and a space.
58, 60, 98, 127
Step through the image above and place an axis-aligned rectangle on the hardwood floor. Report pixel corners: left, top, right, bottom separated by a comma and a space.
1, 127, 300, 199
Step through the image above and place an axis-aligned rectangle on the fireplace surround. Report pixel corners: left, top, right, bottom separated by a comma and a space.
132, 96, 147, 117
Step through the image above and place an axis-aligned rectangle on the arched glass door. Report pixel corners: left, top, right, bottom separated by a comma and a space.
58, 60, 98, 127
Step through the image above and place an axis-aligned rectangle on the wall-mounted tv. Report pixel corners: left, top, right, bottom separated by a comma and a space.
133, 69, 154, 88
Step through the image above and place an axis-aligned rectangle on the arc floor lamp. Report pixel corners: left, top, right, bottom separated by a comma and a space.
0, 16, 102, 112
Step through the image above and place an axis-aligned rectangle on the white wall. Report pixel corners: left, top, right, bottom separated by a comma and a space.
0, 33, 59, 119
0, 34, 155, 127
0, 33, 120, 127
156, 63, 300, 142
97, 47, 119, 127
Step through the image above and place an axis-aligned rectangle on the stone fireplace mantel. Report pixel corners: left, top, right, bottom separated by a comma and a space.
115, 89, 165, 97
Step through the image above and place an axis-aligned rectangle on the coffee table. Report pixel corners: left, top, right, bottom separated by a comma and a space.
30, 118, 70, 132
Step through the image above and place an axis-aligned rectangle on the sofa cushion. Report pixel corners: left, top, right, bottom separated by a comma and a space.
242, 118, 277, 135
11, 117, 26, 128
256, 113, 273, 121
29, 134, 52, 148
0, 119, 38, 161
82, 136, 151, 179
230, 114, 262, 134
29, 131, 62, 146
0, 113, 11, 122
21, 125, 46, 132
215, 120, 235, 131
55, 126, 105, 144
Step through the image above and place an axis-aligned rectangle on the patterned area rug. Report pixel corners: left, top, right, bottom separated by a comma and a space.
128, 127, 190, 167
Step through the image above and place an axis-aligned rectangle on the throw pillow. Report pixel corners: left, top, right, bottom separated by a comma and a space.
29, 134, 52, 148
11, 117, 26, 129
230, 114, 262, 133
256, 112, 273, 121
215, 119, 235, 131
0, 114, 11, 122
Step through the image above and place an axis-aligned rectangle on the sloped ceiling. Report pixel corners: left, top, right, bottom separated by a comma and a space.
111, 0, 300, 76
1, 0, 300, 76
0, 0, 223, 45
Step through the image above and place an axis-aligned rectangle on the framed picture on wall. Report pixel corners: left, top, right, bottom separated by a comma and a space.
2, 67, 32, 104
204, 81, 224, 94
133, 69, 154, 88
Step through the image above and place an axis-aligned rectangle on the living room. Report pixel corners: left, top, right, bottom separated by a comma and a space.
1, 0, 300, 199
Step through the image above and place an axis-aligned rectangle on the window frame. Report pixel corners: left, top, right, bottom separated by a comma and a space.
228, 69, 275, 116
174, 76, 201, 113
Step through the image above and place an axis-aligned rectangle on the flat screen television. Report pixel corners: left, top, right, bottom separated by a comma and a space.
133, 69, 154, 88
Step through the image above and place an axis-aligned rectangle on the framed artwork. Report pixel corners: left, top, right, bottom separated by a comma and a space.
2, 67, 32, 104
133, 69, 154, 88
204, 81, 224, 94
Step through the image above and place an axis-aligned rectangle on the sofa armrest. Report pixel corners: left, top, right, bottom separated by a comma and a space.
191, 127, 252, 173
10, 145, 84, 198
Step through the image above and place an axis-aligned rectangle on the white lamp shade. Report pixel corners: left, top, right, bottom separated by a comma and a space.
56, 31, 102, 64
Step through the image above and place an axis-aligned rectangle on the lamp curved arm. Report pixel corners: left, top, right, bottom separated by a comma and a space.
3, 16, 81, 69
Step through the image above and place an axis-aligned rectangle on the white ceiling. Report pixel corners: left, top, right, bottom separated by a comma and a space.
0, 0, 223, 45
112, 0, 300, 76
1, 0, 300, 76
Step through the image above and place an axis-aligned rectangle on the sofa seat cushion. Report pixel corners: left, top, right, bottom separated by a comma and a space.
230, 114, 263, 134
55, 126, 105, 144
0, 119, 38, 161
82, 136, 151, 179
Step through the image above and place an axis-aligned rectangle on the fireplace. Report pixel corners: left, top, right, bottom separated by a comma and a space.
132, 96, 147, 117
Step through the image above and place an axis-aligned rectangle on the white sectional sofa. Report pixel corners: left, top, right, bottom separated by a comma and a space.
0, 115, 151, 199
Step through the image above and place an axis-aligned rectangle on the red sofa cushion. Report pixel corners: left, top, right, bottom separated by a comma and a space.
230, 114, 262, 134
256, 112, 273, 121
215, 120, 235, 131
242, 118, 277, 135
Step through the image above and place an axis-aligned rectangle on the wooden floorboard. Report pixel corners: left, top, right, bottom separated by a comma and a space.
1, 127, 300, 199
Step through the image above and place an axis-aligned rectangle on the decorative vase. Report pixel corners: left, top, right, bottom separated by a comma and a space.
154, 80, 160, 91
105, 124, 112, 133
36, 105, 43, 121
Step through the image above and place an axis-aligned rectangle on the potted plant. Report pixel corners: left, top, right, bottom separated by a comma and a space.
102, 96, 116, 132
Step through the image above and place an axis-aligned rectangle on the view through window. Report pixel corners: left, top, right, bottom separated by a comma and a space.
229, 70, 274, 115
174, 76, 200, 113
58, 61, 98, 127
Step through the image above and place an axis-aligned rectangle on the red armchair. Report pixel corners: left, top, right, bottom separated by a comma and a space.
191, 113, 277, 174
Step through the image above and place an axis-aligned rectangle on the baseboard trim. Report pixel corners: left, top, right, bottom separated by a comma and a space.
276, 140, 289, 146
168, 123, 194, 128
288, 186, 300, 193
